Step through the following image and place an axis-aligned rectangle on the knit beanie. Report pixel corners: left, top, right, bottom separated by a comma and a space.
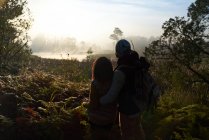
115, 39, 131, 58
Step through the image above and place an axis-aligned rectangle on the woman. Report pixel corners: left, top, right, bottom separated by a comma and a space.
88, 57, 119, 140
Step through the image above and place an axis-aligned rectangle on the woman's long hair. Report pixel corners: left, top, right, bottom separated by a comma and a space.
92, 57, 113, 83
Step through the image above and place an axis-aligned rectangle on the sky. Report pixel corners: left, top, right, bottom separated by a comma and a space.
28, 0, 195, 47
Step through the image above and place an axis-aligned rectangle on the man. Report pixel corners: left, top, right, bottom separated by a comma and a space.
100, 39, 145, 140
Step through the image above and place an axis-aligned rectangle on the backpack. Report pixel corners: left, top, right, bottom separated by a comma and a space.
132, 64, 161, 112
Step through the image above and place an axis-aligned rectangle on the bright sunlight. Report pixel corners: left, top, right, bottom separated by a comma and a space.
28, 0, 195, 47
30, 0, 101, 40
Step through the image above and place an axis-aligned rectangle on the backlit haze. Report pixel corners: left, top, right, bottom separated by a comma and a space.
28, 0, 195, 60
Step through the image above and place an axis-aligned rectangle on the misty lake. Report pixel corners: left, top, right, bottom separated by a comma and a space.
33, 52, 88, 61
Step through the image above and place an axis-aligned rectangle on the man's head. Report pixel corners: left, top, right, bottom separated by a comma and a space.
115, 39, 131, 58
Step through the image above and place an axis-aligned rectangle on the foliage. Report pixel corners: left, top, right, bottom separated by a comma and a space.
0, 0, 209, 139
145, 0, 209, 85
0, 115, 15, 140
87, 47, 93, 55
154, 104, 209, 140
142, 3, 209, 139
109, 27, 123, 41
0, 0, 32, 75
0, 55, 208, 139
143, 93, 209, 140
0, 70, 89, 140
0, 0, 5, 6
27, 55, 93, 82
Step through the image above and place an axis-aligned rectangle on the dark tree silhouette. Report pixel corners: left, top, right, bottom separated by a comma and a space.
145, 0, 209, 84
0, 0, 32, 73
109, 27, 123, 41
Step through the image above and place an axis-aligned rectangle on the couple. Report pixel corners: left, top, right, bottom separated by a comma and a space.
88, 39, 146, 140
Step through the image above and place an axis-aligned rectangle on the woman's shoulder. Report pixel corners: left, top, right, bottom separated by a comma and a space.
91, 79, 111, 92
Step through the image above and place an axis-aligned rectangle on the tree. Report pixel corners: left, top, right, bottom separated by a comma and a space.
145, 0, 209, 84
0, 0, 32, 73
109, 27, 123, 41
87, 47, 93, 55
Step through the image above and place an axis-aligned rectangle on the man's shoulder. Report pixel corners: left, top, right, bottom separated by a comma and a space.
115, 65, 135, 74
113, 69, 126, 81
115, 65, 134, 70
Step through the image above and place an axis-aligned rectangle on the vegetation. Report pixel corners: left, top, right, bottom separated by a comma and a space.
145, 0, 209, 85
27, 55, 93, 82
0, 0, 209, 139
109, 27, 124, 41
0, 69, 89, 140
0, 0, 32, 74
0, 54, 208, 140
143, 0, 209, 139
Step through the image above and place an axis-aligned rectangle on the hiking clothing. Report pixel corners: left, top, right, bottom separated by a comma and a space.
100, 70, 125, 105
88, 79, 119, 140
90, 126, 111, 140
120, 113, 145, 140
88, 80, 117, 126
100, 65, 140, 115
99, 47, 146, 140
100, 52, 141, 115
117, 65, 141, 115
90, 123, 121, 140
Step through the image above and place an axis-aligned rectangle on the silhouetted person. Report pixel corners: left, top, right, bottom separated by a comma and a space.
88, 57, 119, 140
100, 39, 145, 140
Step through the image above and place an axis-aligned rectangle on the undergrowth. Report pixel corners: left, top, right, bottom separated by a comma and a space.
0, 57, 209, 140
0, 71, 90, 140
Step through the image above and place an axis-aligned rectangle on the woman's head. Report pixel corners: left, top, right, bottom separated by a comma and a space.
92, 57, 113, 83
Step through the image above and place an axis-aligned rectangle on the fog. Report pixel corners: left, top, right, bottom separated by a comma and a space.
30, 34, 159, 59
31, 34, 101, 54
126, 36, 159, 56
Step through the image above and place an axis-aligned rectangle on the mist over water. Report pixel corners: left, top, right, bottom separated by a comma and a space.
30, 34, 159, 60
33, 52, 88, 61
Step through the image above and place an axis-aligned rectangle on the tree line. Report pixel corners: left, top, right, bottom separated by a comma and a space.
145, 0, 209, 87
0, 0, 31, 73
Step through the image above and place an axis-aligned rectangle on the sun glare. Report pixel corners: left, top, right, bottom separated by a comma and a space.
32, 0, 96, 40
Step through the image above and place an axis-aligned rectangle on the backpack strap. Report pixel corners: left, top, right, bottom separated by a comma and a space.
114, 65, 134, 71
